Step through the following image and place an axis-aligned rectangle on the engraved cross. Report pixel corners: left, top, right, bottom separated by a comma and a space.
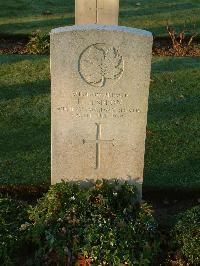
75, 0, 119, 25
95, 0, 103, 24
83, 123, 114, 169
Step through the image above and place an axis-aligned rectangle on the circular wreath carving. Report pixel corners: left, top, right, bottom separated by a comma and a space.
78, 43, 124, 87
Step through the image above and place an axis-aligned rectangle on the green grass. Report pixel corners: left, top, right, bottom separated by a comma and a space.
0, 0, 200, 37
0, 55, 199, 190
0, 55, 50, 185
144, 57, 200, 190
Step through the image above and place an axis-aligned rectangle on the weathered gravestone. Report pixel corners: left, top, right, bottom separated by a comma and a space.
75, 0, 119, 25
51, 24, 152, 197
51, 0, 153, 197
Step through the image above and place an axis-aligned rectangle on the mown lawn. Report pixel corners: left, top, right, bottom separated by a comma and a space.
144, 57, 200, 190
0, 55, 199, 189
0, 55, 50, 185
0, 0, 200, 36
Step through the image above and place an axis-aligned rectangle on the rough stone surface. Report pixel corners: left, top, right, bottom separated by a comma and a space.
51, 25, 153, 195
75, 0, 119, 25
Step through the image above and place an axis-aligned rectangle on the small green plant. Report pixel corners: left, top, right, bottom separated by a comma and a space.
0, 197, 29, 265
171, 205, 200, 265
26, 30, 50, 54
23, 180, 160, 265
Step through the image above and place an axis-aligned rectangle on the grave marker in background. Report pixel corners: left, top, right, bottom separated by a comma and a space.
75, 0, 119, 25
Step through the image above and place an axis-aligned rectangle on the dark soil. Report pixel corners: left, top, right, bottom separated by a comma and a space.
0, 36, 28, 55
153, 46, 200, 56
0, 35, 200, 56
147, 197, 199, 266
153, 37, 200, 56
147, 196, 199, 265
149, 198, 199, 229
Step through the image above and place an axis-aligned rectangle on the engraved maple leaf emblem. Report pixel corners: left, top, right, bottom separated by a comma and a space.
79, 44, 124, 87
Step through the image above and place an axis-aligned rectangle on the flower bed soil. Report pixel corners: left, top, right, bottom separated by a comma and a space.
0, 36, 200, 56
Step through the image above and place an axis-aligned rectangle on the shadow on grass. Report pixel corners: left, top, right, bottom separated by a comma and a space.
151, 20, 200, 35
120, 2, 198, 18
143, 56, 200, 196
143, 154, 200, 199
119, 19, 200, 37
0, 17, 74, 35
143, 106, 200, 194
148, 96, 200, 123
152, 57, 200, 73
0, 79, 50, 101
0, 54, 49, 65
0, 121, 51, 186
0, 122, 50, 154
0, 0, 74, 18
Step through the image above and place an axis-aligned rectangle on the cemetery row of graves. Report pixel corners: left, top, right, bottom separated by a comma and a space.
0, 0, 200, 265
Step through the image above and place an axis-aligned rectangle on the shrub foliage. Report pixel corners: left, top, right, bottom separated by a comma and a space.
26, 31, 50, 55
0, 197, 29, 265
172, 205, 200, 265
22, 180, 159, 265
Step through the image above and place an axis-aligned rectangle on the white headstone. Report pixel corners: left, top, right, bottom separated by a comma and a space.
75, 0, 119, 25
51, 25, 153, 197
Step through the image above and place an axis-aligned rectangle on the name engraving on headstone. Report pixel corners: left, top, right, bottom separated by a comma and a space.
78, 43, 124, 87
83, 123, 114, 169
57, 90, 141, 119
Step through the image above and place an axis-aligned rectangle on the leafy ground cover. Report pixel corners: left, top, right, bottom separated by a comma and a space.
0, 0, 200, 37
0, 181, 160, 266
0, 55, 199, 191
0, 182, 199, 266
171, 205, 200, 265
0, 196, 29, 265
23, 181, 159, 265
